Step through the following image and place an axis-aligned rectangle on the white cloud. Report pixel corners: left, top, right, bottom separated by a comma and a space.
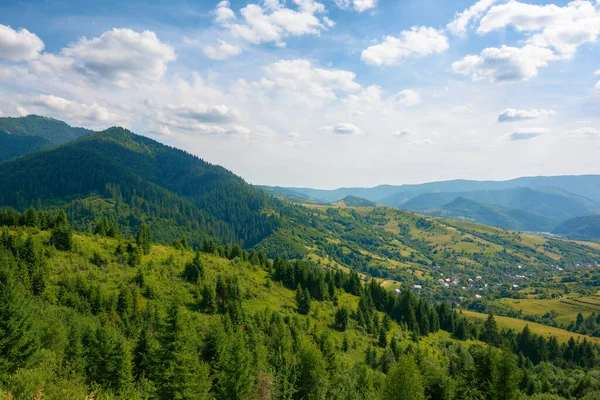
145, 102, 251, 136
452, 44, 557, 82
320, 122, 362, 135
447, 0, 498, 36
215, 1, 236, 24
215, 0, 330, 47
335, 0, 377, 12
253, 59, 361, 103
507, 127, 548, 140
394, 89, 421, 107
478, 1, 600, 58
0, 24, 44, 61
24, 94, 126, 128
497, 108, 556, 122
452, 103, 473, 113
410, 139, 434, 146
361, 26, 449, 66
392, 129, 413, 138
203, 40, 242, 60
595, 69, 600, 89
0, 108, 4, 117
563, 127, 600, 139
61, 28, 175, 85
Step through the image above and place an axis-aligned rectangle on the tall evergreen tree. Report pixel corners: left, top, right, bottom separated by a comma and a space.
136, 223, 153, 255
381, 354, 425, 400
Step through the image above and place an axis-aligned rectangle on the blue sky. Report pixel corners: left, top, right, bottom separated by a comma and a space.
0, 0, 599, 188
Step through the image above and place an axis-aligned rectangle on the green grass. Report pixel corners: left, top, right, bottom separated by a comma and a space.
461, 310, 600, 344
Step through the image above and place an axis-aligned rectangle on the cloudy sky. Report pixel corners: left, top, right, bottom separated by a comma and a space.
0, 0, 599, 188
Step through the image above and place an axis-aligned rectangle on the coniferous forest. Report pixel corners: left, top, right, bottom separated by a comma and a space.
1, 207, 600, 399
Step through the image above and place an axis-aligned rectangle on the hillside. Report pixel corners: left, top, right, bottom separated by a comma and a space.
554, 215, 600, 240
0, 115, 93, 162
330, 195, 377, 207
424, 197, 557, 232
0, 127, 279, 247
1, 224, 600, 399
1, 118, 599, 290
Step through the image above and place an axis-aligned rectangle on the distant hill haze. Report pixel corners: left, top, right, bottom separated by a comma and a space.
265, 176, 600, 235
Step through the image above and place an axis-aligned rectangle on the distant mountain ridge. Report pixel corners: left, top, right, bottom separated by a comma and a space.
0, 115, 93, 162
553, 215, 600, 241
265, 176, 600, 234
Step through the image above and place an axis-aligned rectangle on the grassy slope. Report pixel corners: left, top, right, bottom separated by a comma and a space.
460, 310, 600, 344
19, 228, 408, 369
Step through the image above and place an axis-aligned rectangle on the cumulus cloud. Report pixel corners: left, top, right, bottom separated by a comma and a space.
595, 69, 600, 90
478, 1, 600, 58
563, 127, 600, 139
394, 89, 421, 107
361, 26, 448, 66
452, 44, 557, 82
145, 102, 250, 136
215, 0, 330, 47
252, 59, 361, 102
507, 127, 547, 140
0, 24, 44, 61
320, 122, 362, 135
61, 28, 175, 85
203, 40, 242, 60
392, 129, 413, 138
23, 94, 126, 128
410, 139, 434, 146
497, 108, 557, 122
447, 0, 498, 36
334, 0, 377, 12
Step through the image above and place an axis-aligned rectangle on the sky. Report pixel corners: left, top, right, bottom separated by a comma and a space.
0, 0, 599, 189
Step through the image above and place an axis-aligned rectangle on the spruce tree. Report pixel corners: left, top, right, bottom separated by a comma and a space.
382, 355, 425, 400
136, 223, 153, 255
183, 250, 204, 283
0, 263, 39, 380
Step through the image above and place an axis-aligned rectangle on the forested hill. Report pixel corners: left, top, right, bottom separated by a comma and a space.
0, 115, 93, 162
0, 127, 279, 247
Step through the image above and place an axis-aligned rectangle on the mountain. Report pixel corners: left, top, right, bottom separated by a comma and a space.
1, 116, 599, 284
274, 175, 600, 204
389, 187, 600, 223
330, 195, 377, 207
553, 215, 600, 240
0, 115, 93, 162
0, 127, 279, 247
423, 197, 557, 232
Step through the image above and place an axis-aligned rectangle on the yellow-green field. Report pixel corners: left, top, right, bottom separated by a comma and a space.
461, 310, 600, 344
497, 298, 599, 325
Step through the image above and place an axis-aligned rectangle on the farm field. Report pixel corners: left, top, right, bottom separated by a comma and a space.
497, 297, 600, 325
461, 310, 600, 344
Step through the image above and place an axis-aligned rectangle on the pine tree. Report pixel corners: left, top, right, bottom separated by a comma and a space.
216, 331, 255, 400
483, 313, 500, 346
335, 306, 349, 331
378, 326, 388, 348
136, 223, 153, 255
492, 348, 522, 400
295, 284, 311, 315
0, 263, 39, 380
157, 303, 211, 400
50, 210, 73, 251
382, 354, 425, 400
183, 250, 204, 283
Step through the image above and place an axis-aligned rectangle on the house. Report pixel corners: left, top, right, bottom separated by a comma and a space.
393, 288, 401, 295
475, 276, 482, 281
413, 284, 422, 290
475, 294, 482, 299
